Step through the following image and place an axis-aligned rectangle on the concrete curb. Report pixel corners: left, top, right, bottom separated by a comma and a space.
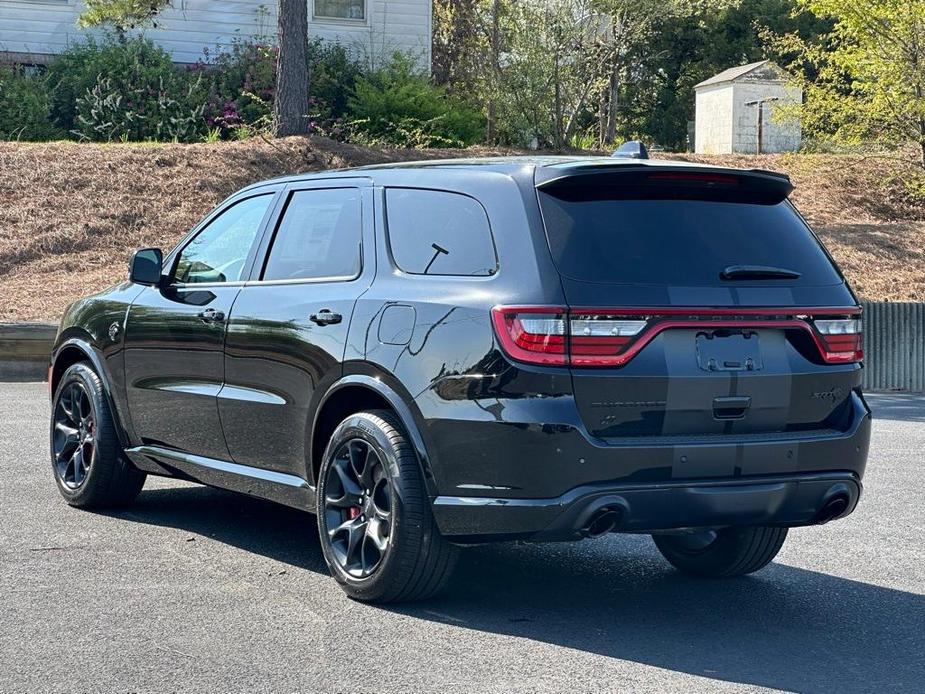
0, 323, 56, 381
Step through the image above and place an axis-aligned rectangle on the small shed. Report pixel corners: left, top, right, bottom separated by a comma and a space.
694, 60, 802, 154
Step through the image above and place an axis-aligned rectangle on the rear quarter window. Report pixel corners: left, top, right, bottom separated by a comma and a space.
385, 188, 498, 276
538, 192, 842, 287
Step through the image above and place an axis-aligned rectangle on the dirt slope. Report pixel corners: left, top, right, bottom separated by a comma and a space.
0, 138, 922, 321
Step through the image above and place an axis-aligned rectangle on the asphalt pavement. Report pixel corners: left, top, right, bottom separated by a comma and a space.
1, 383, 923, 693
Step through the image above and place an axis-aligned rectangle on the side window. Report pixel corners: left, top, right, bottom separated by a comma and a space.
262, 188, 362, 281
172, 194, 273, 284
385, 188, 497, 276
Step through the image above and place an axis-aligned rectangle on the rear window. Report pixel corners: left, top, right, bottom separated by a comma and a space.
538, 193, 842, 287
386, 188, 498, 276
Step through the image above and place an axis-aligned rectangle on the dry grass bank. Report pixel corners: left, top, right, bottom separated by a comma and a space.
0, 139, 922, 321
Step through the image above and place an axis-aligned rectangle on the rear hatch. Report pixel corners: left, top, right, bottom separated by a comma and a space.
531, 164, 862, 441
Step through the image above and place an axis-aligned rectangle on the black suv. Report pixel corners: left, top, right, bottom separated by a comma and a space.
48, 156, 871, 602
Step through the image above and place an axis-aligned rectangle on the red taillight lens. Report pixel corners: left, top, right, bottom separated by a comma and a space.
491, 308, 647, 366
493, 307, 863, 367
491, 307, 568, 365
813, 318, 863, 363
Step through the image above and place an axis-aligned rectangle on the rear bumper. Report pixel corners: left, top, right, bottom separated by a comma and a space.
425, 391, 871, 540
433, 471, 862, 541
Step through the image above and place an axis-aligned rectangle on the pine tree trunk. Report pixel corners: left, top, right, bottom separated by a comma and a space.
274, 0, 309, 137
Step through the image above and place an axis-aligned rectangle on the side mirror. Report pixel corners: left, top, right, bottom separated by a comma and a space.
129, 248, 163, 286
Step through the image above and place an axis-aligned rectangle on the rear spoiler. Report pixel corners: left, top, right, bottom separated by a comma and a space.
535, 164, 794, 205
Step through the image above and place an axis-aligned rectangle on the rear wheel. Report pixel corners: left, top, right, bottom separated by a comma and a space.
652, 526, 787, 577
50, 362, 145, 508
317, 410, 457, 603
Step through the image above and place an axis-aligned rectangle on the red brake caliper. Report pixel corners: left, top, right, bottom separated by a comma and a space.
347, 507, 361, 520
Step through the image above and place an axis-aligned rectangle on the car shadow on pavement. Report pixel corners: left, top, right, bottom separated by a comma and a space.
112, 484, 923, 694
422, 538, 925, 693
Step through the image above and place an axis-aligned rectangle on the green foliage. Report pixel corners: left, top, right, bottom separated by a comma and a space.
43, 38, 208, 142
621, 0, 833, 150
78, 0, 170, 35
204, 37, 363, 139
433, 0, 835, 149
73, 72, 207, 142
46, 37, 186, 134
773, 0, 925, 164
309, 39, 364, 123
0, 67, 63, 141
348, 54, 483, 147
204, 39, 278, 136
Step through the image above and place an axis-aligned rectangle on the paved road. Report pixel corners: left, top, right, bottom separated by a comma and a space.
1, 383, 923, 693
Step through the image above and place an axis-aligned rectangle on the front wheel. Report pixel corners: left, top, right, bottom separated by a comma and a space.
652, 526, 788, 577
316, 410, 457, 603
50, 362, 145, 508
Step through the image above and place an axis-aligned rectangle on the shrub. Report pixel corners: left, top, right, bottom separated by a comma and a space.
46, 37, 209, 142
47, 37, 173, 132
202, 39, 278, 136
0, 67, 63, 141
204, 37, 363, 139
347, 53, 483, 148
308, 39, 363, 122
73, 73, 207, 142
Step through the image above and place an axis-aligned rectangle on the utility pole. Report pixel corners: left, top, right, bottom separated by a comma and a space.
744, 96, 779, 154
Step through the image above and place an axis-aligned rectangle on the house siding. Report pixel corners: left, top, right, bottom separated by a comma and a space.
0, 0, 431, 68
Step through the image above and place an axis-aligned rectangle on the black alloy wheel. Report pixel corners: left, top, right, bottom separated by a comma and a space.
316, 410, 458, 602
323, 438, 393, 578
49, 362, 146, 508
52, 380, 96, 490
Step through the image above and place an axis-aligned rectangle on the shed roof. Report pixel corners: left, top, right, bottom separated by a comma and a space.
695, 60, 784, 89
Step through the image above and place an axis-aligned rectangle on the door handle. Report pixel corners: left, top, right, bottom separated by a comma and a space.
310, 309, 342, 326
197, 308, 225, 324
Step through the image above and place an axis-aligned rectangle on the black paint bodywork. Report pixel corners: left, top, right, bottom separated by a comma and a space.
50, 156, 871, 541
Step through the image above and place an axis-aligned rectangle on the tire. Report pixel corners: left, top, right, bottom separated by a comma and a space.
316, 410, 457, 603
652, 526, 788, 577
50, 362, 145, 508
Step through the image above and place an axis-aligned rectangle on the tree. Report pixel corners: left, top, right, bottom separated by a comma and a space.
274, 0, 310, 136
621, 0, 831, 149
78, 0, 170, 40
780, 0, 925, 165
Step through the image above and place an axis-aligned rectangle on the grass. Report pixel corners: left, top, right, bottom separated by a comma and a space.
1, 138, 922, 322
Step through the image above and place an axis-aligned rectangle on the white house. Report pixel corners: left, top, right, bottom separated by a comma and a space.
0, 0, 432, 68
694, 60, 801, 154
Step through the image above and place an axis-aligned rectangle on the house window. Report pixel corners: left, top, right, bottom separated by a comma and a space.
314, 0, 365, 21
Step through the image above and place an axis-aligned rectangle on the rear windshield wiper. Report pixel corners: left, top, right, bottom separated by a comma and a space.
720, 265, 802, 281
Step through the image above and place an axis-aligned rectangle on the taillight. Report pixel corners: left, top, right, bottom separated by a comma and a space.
490, 307, 568, 365
493, 306, 863, 367
812, 318, 863, 363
